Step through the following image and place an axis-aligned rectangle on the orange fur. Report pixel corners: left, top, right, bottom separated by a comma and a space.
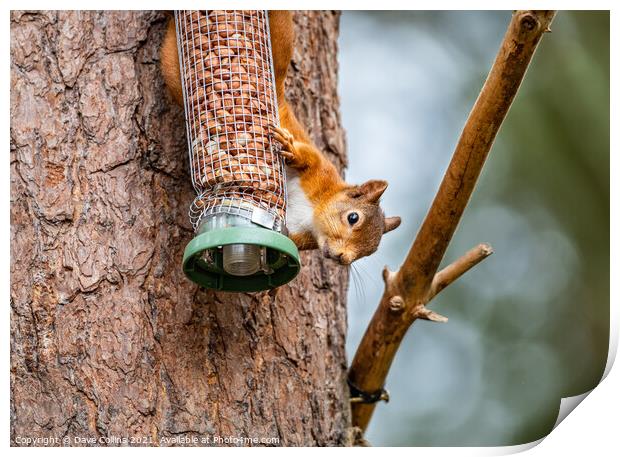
160, 17, 183, 106
160, 11, 401, 263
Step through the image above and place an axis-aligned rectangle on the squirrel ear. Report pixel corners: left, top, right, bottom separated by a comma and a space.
383, 216, 401, 233
355, 180, 388, 203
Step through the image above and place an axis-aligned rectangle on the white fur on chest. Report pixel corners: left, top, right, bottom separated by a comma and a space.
285, 167, 314, 234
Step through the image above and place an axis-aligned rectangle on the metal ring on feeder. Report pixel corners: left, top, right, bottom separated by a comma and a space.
175, 10, 300, 291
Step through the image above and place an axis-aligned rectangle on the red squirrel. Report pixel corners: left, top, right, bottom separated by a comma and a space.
161, 11, 401, 265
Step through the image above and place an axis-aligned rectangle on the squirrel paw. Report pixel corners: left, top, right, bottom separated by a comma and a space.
269, 124, 299, 166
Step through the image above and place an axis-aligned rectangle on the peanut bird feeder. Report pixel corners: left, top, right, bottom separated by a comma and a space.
175, 10, 300, 292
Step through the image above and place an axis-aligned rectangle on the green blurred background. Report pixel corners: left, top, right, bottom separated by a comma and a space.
339, 11, 609, 446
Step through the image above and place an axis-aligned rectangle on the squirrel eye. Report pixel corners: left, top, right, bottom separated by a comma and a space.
347, 212, 360, 225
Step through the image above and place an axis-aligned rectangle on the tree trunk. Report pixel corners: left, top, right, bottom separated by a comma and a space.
10, 10, 350, 447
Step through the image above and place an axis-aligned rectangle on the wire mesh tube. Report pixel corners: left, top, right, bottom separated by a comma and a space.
176, 10, 291, 281
175, 10, 286, 231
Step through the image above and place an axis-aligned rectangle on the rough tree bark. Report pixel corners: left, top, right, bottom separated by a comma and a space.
10, 10, 350, 446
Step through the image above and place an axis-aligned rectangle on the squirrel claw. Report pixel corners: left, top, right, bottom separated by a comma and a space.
269, 124, 298, 165
280, 150, 295, 162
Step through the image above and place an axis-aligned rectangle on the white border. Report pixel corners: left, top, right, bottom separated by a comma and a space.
3, 2, 616, 454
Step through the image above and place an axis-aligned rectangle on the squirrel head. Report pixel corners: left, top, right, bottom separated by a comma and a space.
314, 180, 401, 265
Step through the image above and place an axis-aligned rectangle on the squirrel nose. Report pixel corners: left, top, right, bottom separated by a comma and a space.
322, 245, 346, 264
332, 252, 348, 265
338, 254, 352, 265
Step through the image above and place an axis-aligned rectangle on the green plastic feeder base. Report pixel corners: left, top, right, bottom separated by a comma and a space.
183, 225, 300, 292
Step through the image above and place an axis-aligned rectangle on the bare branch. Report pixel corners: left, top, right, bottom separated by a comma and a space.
414, 304, 449, 323
428, 243, 494, 301
348, 10, 557, 433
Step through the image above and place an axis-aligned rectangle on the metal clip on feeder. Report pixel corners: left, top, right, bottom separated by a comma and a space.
175, 10, 300, 292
